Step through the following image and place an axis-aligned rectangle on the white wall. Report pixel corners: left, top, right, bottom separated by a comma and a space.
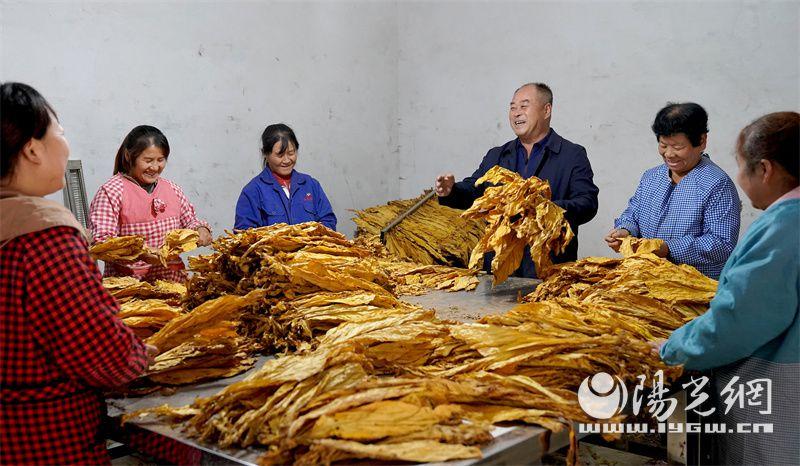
2, 1, 798, 258
396, 0, 800, 257
1, 1, 400, 239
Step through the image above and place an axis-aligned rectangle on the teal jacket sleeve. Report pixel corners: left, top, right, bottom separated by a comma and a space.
660, 210, 799, 370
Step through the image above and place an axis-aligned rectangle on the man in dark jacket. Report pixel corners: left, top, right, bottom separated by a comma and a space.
435, 82, 598, 278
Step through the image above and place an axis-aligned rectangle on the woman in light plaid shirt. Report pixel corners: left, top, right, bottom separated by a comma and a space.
605, 103, 741, 279
89, 126, 212, 282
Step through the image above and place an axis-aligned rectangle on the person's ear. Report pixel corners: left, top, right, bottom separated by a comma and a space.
760, 159, 774, 183
20, 139, 44, 165
544, 102, 552, 119
698, 133, 708, 151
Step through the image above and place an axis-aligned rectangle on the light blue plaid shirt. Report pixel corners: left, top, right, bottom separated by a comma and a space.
614, 154, 741, 279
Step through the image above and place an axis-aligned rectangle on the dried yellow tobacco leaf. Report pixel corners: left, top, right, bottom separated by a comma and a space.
295, 439, 481, 464
158, 229, 200, 266
146, 289, 264, 353
463, 166, 573, 284
103, 277, 186, 304
90, 235, 145, 263
146, 325, 255, 385
619, 237, 665, 257
308, 400, 449, 441
353, 192, 485, 267
118, 298, 182, 338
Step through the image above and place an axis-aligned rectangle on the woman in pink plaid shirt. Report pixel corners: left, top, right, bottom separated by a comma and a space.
89, 125, 212, 282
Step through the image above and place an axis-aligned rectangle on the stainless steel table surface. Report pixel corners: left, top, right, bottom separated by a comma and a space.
109, 274, 577, 465
402, 275, 540, 322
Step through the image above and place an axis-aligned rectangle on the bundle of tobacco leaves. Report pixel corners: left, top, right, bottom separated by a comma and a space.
240, 292, 427, 355
619, 237, 665, 257
90, 235, 145, 263
103, 277, 187, 305
186, 223, 480, 354
158, 228, 201, 266
141, 290, 265, 385
462, 166, 574, 284
526, 254, 717, 316
376, 261, 479, 295
91, 229, 201, 267
118, 298, 182, 338
352, 192, 485, 267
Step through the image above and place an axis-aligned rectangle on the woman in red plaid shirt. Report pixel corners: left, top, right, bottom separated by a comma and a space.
0, 83, 156, 464
89, 125, 212, 283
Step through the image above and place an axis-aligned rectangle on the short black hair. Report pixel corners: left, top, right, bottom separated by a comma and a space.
652, 102, 708, 147
113, 125, 170, 175
515, 82, 553, 105
261, 123, 299, 168
1, 82, 57, 181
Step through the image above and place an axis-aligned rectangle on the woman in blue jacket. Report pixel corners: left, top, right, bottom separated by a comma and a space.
235, 124, 336, 230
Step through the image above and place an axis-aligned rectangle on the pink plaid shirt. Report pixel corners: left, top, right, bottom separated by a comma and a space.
89, 174, 209, 282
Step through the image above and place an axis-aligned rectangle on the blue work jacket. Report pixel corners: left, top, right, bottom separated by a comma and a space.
439, 129, 599, 277
234, 169, 337, 230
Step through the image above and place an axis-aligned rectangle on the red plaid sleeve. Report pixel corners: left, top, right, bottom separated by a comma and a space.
89, 177, 123, 243
24, 226, 148, 388
165, 179, 210, 233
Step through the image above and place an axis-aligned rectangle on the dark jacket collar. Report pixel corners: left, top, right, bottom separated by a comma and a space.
501, 128, 563, 156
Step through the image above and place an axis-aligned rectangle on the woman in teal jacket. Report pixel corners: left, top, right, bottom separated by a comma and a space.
660, 112, 799, 465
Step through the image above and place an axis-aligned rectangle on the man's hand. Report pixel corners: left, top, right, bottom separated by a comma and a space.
435, 173, 455, 197
604, 228, 630, 252
197, 226, 212, 246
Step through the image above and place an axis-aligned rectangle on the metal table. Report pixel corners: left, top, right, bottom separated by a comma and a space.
403, 275, 540, 322
109, 275, 578, 465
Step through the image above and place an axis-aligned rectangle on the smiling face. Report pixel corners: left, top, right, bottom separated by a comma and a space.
509, 85, 552, 143
658, 132, 706, 179
129, 146, 167, 185
266, 140, 297, 177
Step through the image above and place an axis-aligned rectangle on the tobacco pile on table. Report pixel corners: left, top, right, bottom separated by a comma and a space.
106, 223, 478, 388
123, 218, 719, 465
526, 254, 717, 318
352, 192, 484, 267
